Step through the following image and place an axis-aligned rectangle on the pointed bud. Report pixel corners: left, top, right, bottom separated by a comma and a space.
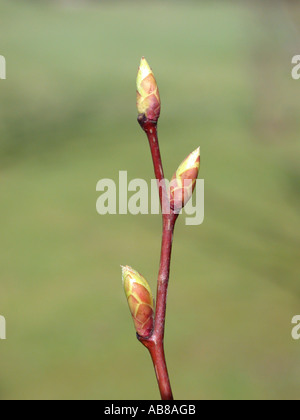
122, 265, 154, 338
170, 147, 200, 212
136, 57, 161, 122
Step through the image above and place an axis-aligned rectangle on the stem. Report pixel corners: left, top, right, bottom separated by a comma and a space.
138, 116, 169, 215
140, 336, 173, 400
138, 115, 178, 401
153, 213, 177, 342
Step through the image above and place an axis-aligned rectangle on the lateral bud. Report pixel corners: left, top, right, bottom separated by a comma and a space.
122, 265, 154, 338
170, 147, 200, 212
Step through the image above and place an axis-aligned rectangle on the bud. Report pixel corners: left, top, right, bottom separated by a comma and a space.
136, 57, 161, 122
170, 147, 200, 212
122, 265, 154, 338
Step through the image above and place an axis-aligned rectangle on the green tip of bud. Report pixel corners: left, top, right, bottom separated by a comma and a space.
122, 265, 154, 338
136, 57, 161, 122
137, 57, 152, 81
170, 147, 201, 212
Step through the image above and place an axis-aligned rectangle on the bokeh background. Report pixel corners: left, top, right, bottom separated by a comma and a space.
1, 0, 300, 400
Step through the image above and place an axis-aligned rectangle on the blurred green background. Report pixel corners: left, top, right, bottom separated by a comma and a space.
1, 0, 300, 400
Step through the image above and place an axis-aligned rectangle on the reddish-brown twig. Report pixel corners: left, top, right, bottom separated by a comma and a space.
138, 116, 177, 401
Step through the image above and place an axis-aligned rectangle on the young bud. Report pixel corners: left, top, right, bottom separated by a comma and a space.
170, 147, 200, 212
136, 57, 161, 122
122, 265, 154, 338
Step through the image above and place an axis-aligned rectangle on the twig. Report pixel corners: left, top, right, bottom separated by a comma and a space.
122, 58, 200, 400
138, 116, 177, 400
